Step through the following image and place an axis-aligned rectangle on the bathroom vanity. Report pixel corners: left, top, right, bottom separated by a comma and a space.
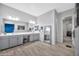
0, 32, 40, 50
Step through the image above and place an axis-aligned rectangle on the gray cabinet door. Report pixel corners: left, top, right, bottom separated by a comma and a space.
9, 36, 17, 47
30, 33, 40, 41
0, 37, 9, 50
33, 34, 39, 41
17, 35, 23, 45
30, 34, 34, 41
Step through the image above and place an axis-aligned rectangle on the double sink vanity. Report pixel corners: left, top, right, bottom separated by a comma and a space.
0, 32, 40, 50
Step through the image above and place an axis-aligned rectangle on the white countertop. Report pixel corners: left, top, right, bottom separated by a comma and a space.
0, 31, 40, 37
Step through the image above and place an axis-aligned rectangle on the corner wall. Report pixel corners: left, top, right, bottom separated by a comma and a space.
37, 10, 58, 45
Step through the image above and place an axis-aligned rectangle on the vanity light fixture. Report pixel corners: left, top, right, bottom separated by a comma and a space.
29, 20, 35, 24
46, 27, 50, 31
6, 16, 19, 21
7, 16, 12, 20
0, 16, 3, 19
12, 17, 19, 21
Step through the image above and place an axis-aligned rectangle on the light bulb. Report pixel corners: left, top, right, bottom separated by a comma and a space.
29, 20, 35, 24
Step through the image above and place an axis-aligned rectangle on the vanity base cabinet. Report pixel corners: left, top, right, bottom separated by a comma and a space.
0, 33, 40, 50
0, 35, 23, 50
0, 37, 9, 50
9, 36, 18, 47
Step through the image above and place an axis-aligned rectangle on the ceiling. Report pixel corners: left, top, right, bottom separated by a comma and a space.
3, 3, 75, 17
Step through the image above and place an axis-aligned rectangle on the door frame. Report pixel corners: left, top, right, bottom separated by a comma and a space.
61, 15, 75, 46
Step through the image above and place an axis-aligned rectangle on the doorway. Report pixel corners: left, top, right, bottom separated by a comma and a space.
44, 25, 51, 44
63, 16, 73, 48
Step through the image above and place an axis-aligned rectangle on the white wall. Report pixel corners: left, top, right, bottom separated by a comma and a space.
0, 4, 37, 22
0, 19, 4, 34
37, 10, 52, 42
37, 10, 53, 26
53, 10, 59, 44
0, 3, 37, 33
37, 10, 58, 45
